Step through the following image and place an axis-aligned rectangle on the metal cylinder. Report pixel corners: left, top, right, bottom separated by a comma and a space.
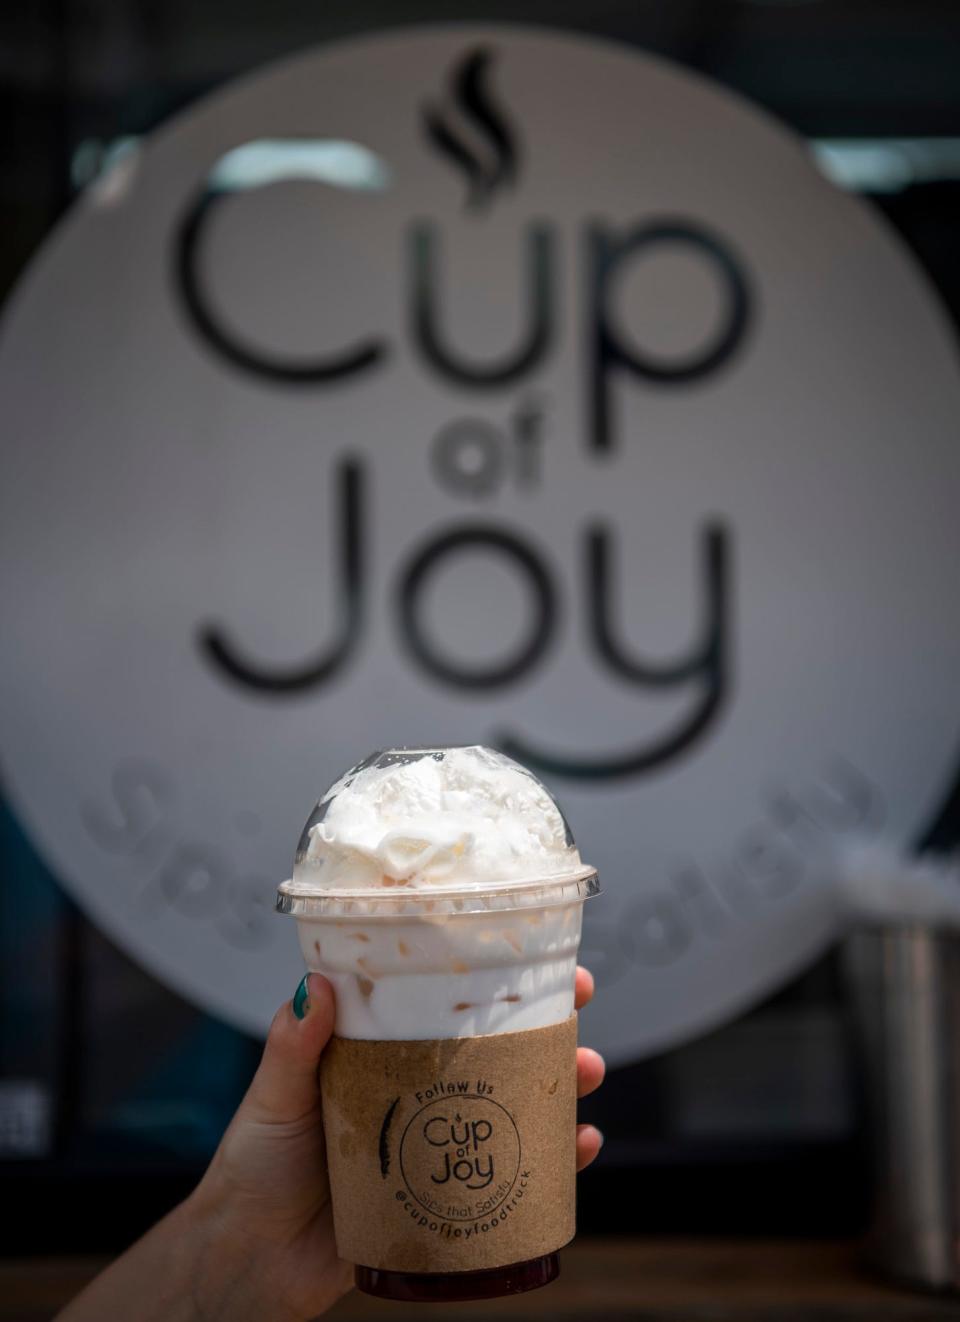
844, 925, 960, 1290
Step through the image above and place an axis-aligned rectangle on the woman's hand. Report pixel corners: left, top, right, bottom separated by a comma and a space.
573, 965, 607, 1169
58, 969, 605, 1322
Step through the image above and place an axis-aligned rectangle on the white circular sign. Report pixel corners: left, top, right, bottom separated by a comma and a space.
2, 27, 959, 1062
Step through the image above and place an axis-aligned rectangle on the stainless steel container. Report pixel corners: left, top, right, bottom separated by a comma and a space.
844, 925, 960, 1290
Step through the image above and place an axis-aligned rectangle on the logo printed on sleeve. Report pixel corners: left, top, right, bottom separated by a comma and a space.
399, 1092, 522, 1223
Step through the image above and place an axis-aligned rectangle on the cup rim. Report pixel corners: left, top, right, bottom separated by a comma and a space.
275, 865, 600, 918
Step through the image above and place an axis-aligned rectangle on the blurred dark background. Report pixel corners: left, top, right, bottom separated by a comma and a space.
3, 0, 960, 1255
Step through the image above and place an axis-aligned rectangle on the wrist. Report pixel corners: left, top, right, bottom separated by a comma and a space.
166, 1195, 233, 1322
170, 1190, 254, 1322
174, 1182, 303, 1322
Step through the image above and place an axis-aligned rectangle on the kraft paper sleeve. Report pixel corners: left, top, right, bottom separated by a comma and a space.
320, 1017, 578, 1273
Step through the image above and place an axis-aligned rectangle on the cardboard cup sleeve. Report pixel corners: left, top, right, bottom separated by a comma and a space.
321, 1017, 578, 1273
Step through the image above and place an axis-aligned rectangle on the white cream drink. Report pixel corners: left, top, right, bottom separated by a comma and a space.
276, 746, 598, 1303
278, 746, 596, 1040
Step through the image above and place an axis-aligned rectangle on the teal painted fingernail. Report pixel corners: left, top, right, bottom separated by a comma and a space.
293, 974, 310, 1020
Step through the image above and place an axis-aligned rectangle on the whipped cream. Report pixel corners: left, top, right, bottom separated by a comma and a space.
288, 746, 581, 893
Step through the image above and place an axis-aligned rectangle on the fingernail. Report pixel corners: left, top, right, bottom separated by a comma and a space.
292, 974, 311, 1020
595, 1128, 605, 1149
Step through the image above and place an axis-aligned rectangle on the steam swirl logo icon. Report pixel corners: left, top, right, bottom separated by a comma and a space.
422, 47, 519, 210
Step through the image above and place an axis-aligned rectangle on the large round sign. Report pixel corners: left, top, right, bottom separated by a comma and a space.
2, 27, 959, 1062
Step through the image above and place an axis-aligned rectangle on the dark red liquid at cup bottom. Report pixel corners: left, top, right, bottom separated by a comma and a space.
356, 1252, 560, 1302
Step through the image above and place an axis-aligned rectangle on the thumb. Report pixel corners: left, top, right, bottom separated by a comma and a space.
243, 973, 336, 1124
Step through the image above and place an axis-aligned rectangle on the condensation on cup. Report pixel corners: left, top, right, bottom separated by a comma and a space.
276, 745, 599, 1302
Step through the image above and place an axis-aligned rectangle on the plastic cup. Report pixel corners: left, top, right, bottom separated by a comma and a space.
276, 746, 598, 1302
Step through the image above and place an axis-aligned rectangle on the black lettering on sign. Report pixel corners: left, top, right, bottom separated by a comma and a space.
198, 459, 365, 693
410, 222, 555, 386
588, 219, 751, 454
397, 526, 557, 689
431, 418, 504, 498
175, 187, 387, 383
500, 523, 732, 779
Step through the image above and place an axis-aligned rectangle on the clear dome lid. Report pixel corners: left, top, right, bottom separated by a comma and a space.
276, 745, 598, 916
